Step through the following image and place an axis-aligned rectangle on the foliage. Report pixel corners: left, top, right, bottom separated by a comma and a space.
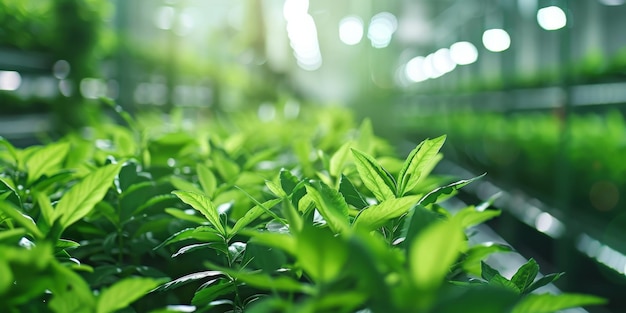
0, 103, 606, 312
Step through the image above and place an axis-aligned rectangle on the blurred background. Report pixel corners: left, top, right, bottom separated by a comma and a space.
2, 0, 626, 311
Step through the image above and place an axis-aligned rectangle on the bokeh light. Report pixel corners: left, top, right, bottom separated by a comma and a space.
339, 16, 364, 46
450, 41, 478, 65
0, 71, 22, 91
367, 12, 397, 48
482, 28, 511, 52
537, 6, 567, 31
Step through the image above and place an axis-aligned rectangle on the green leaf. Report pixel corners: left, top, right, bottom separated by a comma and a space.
296, 224, 348, 283
454, 206, 501, 229
243, 241, 287, 272
0, 136, 19, 166
401, 204, 441, 248
304, 182, 350, 234
525, 272, 565, 294
212, 151, 240, 182
511, 258, 539, 293
0, 201, 43, 239
231, 198, 282, 236
265, 180, 287, 198
153, 271, 224, 292
338, 174, 368, 209
49, 262, 96, 313
154, 226, 224, 250
33, 191, 55, 227
191, 279, 235, 306
245, 231, 296, 256
481, 261, 500, 281
489, 273, 521, 293
410, 218, 466, 289
54, 163, 123, 230
213, 266, 313, 294
197, 163, 217, 197
397, 136, 446, 196
329, 141, 353, 177
0, 228, 27, 244
351, 148, 396, 201
25, 142, 70, 185
172, 191, 226, 236
169, 176, 204, 194
164, 208, 208, 224
462, 244, 512, 277
511, 293, 606, 313
96, 277, 164, 313
419, 174, 485, 207
353, 196, 421, 231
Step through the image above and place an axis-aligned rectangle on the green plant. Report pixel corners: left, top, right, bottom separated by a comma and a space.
0, 103, 606, 312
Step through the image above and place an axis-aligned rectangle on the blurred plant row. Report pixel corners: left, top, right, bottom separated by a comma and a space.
401, 110, 626, 228
0, 101, 605, 312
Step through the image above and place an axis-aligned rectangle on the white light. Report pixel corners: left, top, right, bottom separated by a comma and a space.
535, 212, 554, 233
405, 56, 428, 82
422, 54, 443, 79
155, 6, 175, 30
339, 16, 364, 45
598, 0, 625, 6
482, 29, 511, 52
283, 0, 309, 21
537, 6, 567, 31
0, 71, 22, 91
368, 12, 397, 48
432, 48, 456, 74
450, 41, 478, 65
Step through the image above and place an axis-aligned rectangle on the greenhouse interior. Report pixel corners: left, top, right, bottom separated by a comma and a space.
2, 0, 626, 312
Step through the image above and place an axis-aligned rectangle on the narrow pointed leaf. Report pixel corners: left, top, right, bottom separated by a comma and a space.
153, 271, 224, 292
419, 174, 486, 207
197, 163, 217, 197
170, 176, 204, 194
511, 258, 539, 293
33, 191, 55, 226
96, 277, 165, 313
191, 279, 235, 306
339, 174, 368, 209
525, 272, 565, 294
329, 141, 353, 177
481, 261, 500, 281
454, 206, 501, 229
231, 198, 282, 235
164, 208, 209, 224
0, 136, 19, 166
353, 196, 420, 231
397, 136, 445, 196
55, 163, 122, 230
305, 182, 350, 234
511, 293, 606, 313
154, 227, 223, 250
173, 191, 226, 236
351, 148, 396, 201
